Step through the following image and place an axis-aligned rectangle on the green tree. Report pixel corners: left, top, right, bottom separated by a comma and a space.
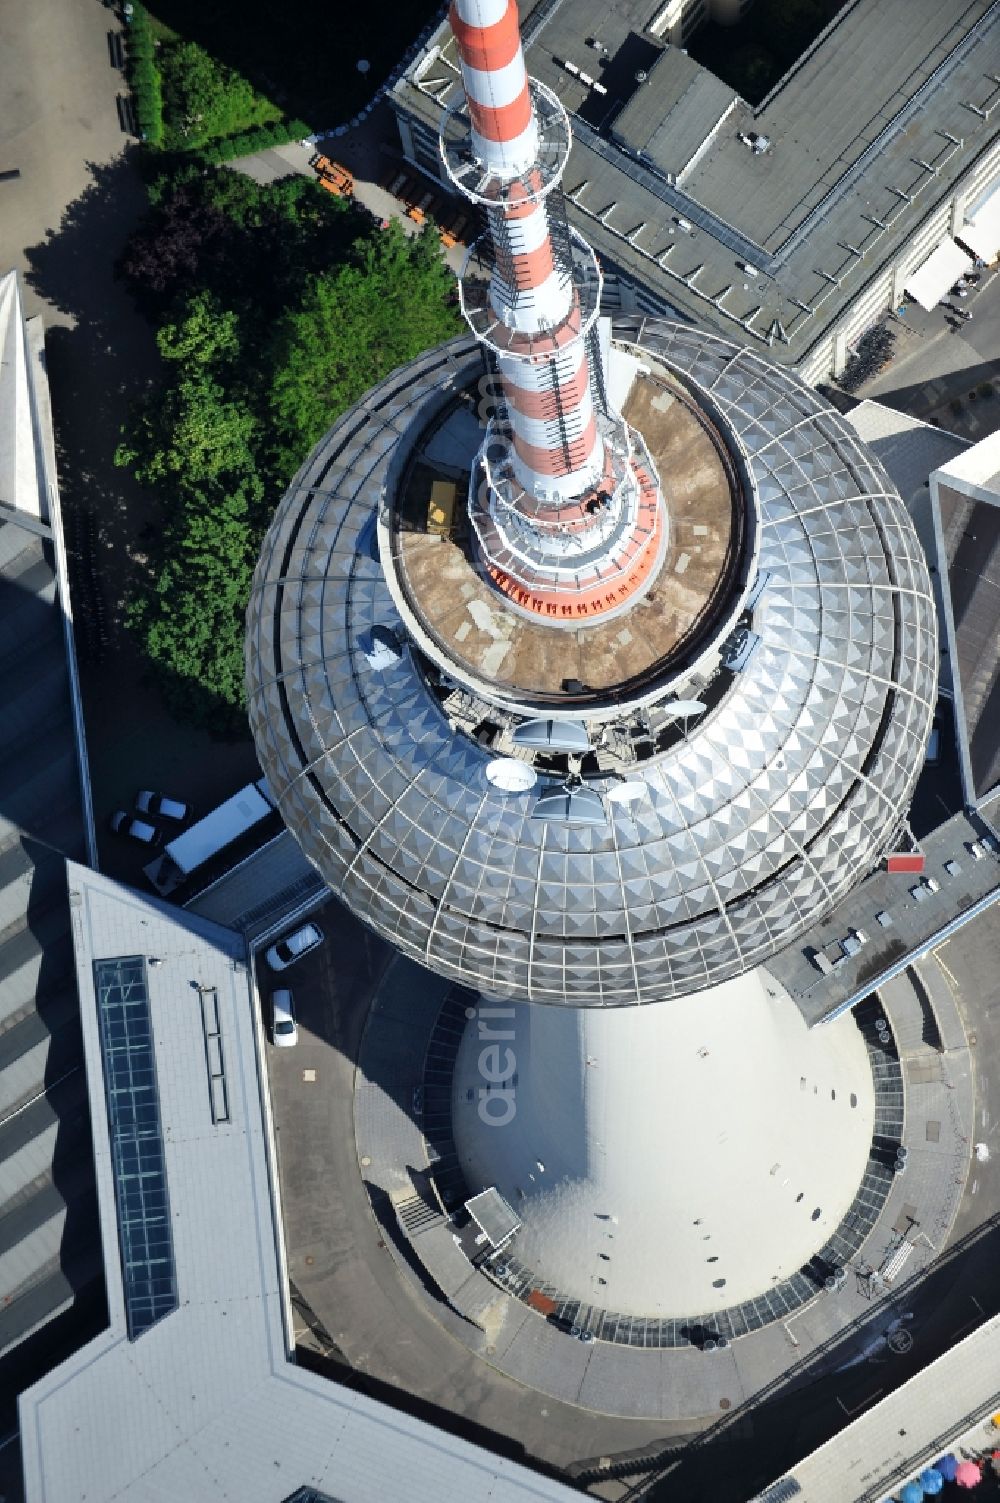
127, 484, 256, 725
159, 39, 280, 149
117, 187, 463, 729
116, 292, 256, 487
268, 223, 462, 472
156, 290, 241, 366
117, 290, 261, 723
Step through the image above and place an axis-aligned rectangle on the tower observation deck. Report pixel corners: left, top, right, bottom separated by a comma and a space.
245, 7, 938, 1008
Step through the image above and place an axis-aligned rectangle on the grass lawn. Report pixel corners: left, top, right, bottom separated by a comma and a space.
144, 0, 441, 127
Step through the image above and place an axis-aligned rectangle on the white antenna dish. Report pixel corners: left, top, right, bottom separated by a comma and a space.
607, 779, 648, 807
665, 698, 708, 718
485, 758, 538, 793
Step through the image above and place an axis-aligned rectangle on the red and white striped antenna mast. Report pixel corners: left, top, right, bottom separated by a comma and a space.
440, 0, 667, 623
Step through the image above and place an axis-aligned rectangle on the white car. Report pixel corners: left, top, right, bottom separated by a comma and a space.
265, 922, 324, 971
109, 810, 160, 846
135, 790, 190, 822
271, 990, 298, 1048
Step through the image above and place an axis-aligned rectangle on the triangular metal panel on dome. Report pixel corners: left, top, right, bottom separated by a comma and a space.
625, 804, 665, 843
625, 902, 660, 930
564, 852, 597, 886
618, 874, 654, 906
591, 907, 627, 938
564, 904, 599, 934
711, 863, 745, 896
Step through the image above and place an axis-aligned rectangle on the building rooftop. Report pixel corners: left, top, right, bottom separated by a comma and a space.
769, 806, 1000, 1024
398, 0, 1000, 371
935, 427, 1000, 491
387, 360, 742, 706
452, 971, 876, 1317
931, 433, 1000, 805
688, 0, 993, 253
610, 47, 737, 183
185, 829, 325, 939
758, 1311, 1000, 1503
0, 271, 101, 1388
18, 863, 579, 1503
846, 402, 970, 522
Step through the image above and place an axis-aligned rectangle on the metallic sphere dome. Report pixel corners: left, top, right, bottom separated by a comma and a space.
245, 318, 938, 1007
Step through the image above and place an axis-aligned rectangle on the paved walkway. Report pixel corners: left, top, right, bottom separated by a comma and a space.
859, 266, 1000, 441
230, 103, 470, 272
353, 962, 975, 1424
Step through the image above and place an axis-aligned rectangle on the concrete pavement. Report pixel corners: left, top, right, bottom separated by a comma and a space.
861, 268, 1000, 441
0, 0, 132, 324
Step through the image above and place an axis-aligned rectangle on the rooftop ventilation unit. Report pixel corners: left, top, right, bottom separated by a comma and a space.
513, 718, 591, 753
738, 131, 771, 155
721, 628, 761, 672
532, 782, 608, 827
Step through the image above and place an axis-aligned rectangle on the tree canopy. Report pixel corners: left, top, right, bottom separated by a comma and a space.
116, 169, 462, 729
159, 39, 282, 150
268, 222, 460, 472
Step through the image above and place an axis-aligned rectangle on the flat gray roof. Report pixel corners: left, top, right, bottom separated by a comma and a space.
847, 402, 970, 518
18, 864, 578, 1503
933, 442, 1000, 804
689, 0, 995, 252
0, 271, 101, 1376
610, 48, 736, 181
769, 808, 1000, 1025
186, 829, 325, 939
396, 0, 1000, 366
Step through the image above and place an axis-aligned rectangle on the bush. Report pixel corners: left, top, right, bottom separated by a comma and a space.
159, 38, 284, 150
126, 5, 164, 147
196, 119, 312, 165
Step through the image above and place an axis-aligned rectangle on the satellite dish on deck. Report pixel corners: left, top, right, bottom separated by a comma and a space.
485, 758, 538, 793
607, 779, 648, 807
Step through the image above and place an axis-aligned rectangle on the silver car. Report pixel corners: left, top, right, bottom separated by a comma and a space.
265, 922, 324, 971
271, 989, 298, 1048
109, 810, 160, 846
135, 790, 190, 822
